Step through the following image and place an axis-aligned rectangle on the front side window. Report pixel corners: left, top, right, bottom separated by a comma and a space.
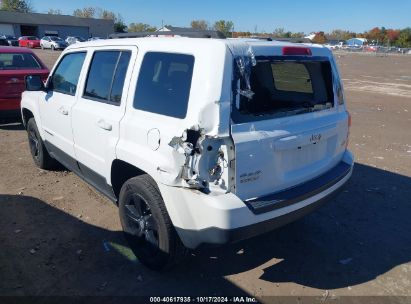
83, 50, 131, 105
133, 52, 194, 119
51, 52, 86, 96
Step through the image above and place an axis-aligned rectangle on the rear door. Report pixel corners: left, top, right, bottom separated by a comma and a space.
71, 46, 135, 189
231, 54, 349, 201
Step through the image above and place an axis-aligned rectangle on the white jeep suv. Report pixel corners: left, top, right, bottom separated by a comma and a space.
21, 34, 353, 270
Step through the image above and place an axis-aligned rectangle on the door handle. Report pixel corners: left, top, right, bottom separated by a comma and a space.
58, 106, 68, 115
97, 119, 112, 131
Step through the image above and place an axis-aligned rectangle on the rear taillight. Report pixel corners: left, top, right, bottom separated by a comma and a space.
282, 47, 312, 56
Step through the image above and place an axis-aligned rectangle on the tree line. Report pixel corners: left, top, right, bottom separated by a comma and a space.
311, 28, 411, 47
1, 1, 410, 47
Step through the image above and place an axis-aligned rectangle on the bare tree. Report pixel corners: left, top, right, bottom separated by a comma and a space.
47, 8, 62, 15
190, 20, 208, 30
128, 23, 157, 33
213, 20, 234, 37
0, 0, 33, 12
73, 7, 95, 18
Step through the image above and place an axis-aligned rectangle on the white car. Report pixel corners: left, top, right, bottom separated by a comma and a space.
40, 36, 68, 50
21, 35, 354, 270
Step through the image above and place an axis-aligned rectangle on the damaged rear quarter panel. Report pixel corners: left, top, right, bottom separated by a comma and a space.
115, 41, 235, 192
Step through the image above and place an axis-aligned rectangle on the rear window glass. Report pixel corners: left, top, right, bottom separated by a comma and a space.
235, 58, 333, 120
133, 52, 194, 119
271, 62, 313, 94
0, 53, 41, 70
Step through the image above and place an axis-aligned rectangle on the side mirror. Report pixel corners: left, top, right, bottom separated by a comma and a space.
25, 75, 45, 91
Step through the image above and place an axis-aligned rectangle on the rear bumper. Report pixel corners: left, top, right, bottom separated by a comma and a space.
0, 109, 21, 120
0, 98, 20, 119
0, 98, 20, 111
160, 151, 354, 249
180, 172, 349, 248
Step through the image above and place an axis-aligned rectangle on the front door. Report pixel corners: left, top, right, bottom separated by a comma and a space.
39, 51, 87, 168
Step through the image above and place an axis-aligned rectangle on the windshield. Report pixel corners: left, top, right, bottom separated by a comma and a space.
50, 37, 63, 41
0, 53, 42, 70
233, 57, 334, 121
5, 35, 17, 40
75, 37, 86, 42
28, 36, 38, 40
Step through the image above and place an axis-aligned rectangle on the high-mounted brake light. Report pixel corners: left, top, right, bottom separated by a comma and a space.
282, 47, 312, 56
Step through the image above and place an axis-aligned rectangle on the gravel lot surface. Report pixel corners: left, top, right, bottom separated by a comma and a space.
1, 49, 411, 301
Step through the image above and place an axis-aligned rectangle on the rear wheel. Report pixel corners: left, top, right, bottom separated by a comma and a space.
26, 118, 58, 170
118, 175, 187, 270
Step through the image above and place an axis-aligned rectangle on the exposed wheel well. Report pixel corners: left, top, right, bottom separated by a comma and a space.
111, 159, 146, 200
22, 108, 34, 127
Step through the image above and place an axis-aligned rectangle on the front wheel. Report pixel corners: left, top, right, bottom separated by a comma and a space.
118, 175, 187, 270
26, 118, 58, 170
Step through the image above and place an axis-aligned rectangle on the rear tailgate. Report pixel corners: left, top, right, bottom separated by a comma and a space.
232, 111, 349, 201
230, 44, 349, 201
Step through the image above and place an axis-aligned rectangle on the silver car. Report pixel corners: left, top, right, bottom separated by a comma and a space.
65, 36, 86, 45
40, 36, 67, 50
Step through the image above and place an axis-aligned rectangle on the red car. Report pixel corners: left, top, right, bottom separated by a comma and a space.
0, 46, 49, 120
18, 36, 41, 48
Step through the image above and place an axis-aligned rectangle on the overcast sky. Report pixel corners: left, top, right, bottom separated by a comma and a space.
33, 0, 411, 33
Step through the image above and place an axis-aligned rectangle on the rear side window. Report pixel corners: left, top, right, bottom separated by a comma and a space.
133, 52, 194, 119
51, 52, 86, 96
83, 50, 131, 105
0, 53, 41, 70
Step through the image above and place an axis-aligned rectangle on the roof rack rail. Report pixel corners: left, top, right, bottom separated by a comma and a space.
272, 37, 312, 43
109, 30, 226, 39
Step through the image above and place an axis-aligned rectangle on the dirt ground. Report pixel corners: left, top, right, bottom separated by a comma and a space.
1, 49, 411, 301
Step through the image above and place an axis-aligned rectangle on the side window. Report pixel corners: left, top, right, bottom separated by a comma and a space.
83, 50, 131, 105
110, 52, 131, 103
51, 52, 86, 96
133, 52, 194, 119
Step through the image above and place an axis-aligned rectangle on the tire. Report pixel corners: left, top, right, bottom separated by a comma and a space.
118, 174, 187, 270
26, 118, 58, 170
